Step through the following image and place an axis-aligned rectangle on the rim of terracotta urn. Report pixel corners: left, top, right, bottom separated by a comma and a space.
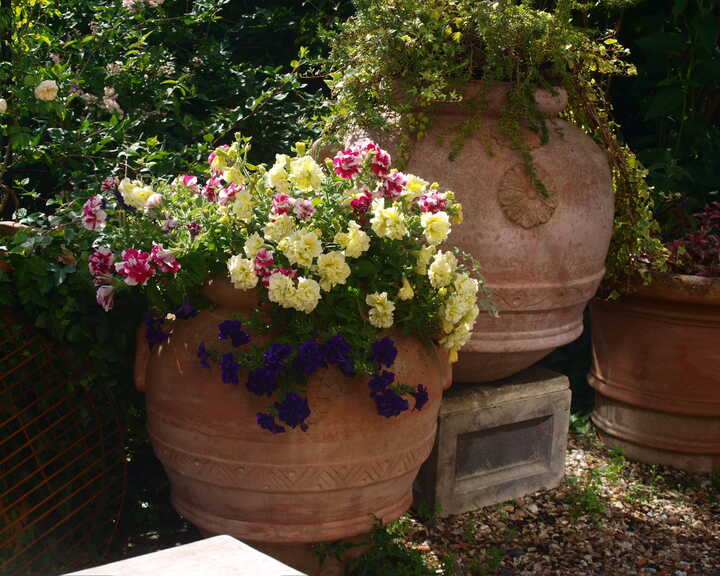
594, 273, 720, 308
633, 272, 720, 306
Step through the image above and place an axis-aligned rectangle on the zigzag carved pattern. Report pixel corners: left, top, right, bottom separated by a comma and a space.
150, 431, 435, 492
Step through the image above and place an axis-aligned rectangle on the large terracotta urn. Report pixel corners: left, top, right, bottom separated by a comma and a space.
134, 279, 451, 570
360, 84, 614, 382
589, 274, 720, 473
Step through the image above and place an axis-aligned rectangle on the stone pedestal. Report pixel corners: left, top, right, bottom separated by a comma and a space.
415, 366, 570, 516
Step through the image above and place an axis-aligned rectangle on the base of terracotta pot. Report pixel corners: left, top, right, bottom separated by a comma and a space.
591, 392, 720, 474
171, 487, 413, 544
453, 349, 552, 383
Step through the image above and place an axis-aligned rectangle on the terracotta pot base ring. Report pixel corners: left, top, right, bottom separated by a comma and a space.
591, 392, 720, 474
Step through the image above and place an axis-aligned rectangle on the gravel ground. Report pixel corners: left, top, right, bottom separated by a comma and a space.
400, 426, 720, 576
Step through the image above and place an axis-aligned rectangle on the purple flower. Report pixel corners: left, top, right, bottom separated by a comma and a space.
263, 343, 293, 370
145, 315, 170, 348
368, 370, 395, 396
322, 334, 352, 366
187, 221, 202, 237
373, 388, 409, 418
218, 320, 250, 347
413, 384, 429, 411
338, 360, 356, 377
176, 301, 198, 319
197, 342, 211, 369
246, 368, 279, 396
256, 412, 285, 434
294, 340, 325, 374
275, 393, 311, 429
370, 337, 397, 368
220, 353, 239, 385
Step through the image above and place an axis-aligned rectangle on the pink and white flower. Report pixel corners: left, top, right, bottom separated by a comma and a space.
96, 285, 115, 311
101, 177, 118, 192
332, 148, 362, 179
218, 184, 242, 207
263, 266, 297, 287
144, 193, 163, 212
254, 248, 275, 284
115, 248, 155, 286
417, 190, 447, 214
380, 171, 407, 200
293, 198, 315, 220
81, 196, 107, 231
149, 242, 181, 276
88, 247, 115, 284
175, 174, 198, 191
271, 194, 295, 215
350, 190, 373, 217
161, 217, 177, 232
364, 142, 391, 176
201, 176, 223, 202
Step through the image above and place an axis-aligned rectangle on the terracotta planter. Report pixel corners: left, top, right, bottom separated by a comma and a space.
589, 274, 720, 473
349, 83, 614, 382
135, 279, 451, 562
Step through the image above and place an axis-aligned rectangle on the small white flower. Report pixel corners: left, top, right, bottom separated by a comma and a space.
0, 98, 7, 114
34, 80, 59, 102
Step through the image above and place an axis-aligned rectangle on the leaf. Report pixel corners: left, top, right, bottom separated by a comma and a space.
644, 86, 684, 120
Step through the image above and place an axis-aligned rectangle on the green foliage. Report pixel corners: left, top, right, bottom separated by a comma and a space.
569, 412, 593, 439
0, 0, 344, 217
565, 472, 605, 519
469, 547, 504, 576
322, 0, 667, 294
343, 521, 436, 576
611, 0, 720, 241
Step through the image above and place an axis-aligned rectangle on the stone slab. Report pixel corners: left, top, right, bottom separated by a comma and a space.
66, 535, 306, 576
415, 366, 571, 516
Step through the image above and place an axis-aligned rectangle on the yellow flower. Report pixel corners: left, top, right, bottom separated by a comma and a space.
288, 155, 323, 192
265, 154, 290, 194
366, 292, 395, 328
118, 178, 155, 210
281, 229, 323, 268
428, 250, 457, 288
415, 245, 437, 275
334, 220, 370, 258
291, 277, 321, 313
420, 211, 451, 245
268, 273, 295, 308
263, 214, 295, 243
403, 174, 429, 200
227, 255, 258, 291
223, 166, 246, 185
451, 203, 464, 225
398, 276, 414, 301
370, 198, 407, 240
317, 251, 351, 292
231, 188, 254, 222
244, 233, 265, 259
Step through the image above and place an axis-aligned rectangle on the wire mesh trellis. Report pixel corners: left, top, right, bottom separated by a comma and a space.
0, 314, 126, 576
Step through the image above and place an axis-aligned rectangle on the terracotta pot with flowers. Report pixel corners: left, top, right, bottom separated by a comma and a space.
320, 0, 664, 382
589, 201, 720, 473
75, 135, 491, 568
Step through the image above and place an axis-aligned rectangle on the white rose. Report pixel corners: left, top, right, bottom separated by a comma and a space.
0, 98, 7, 114
35, 80, 59, 102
